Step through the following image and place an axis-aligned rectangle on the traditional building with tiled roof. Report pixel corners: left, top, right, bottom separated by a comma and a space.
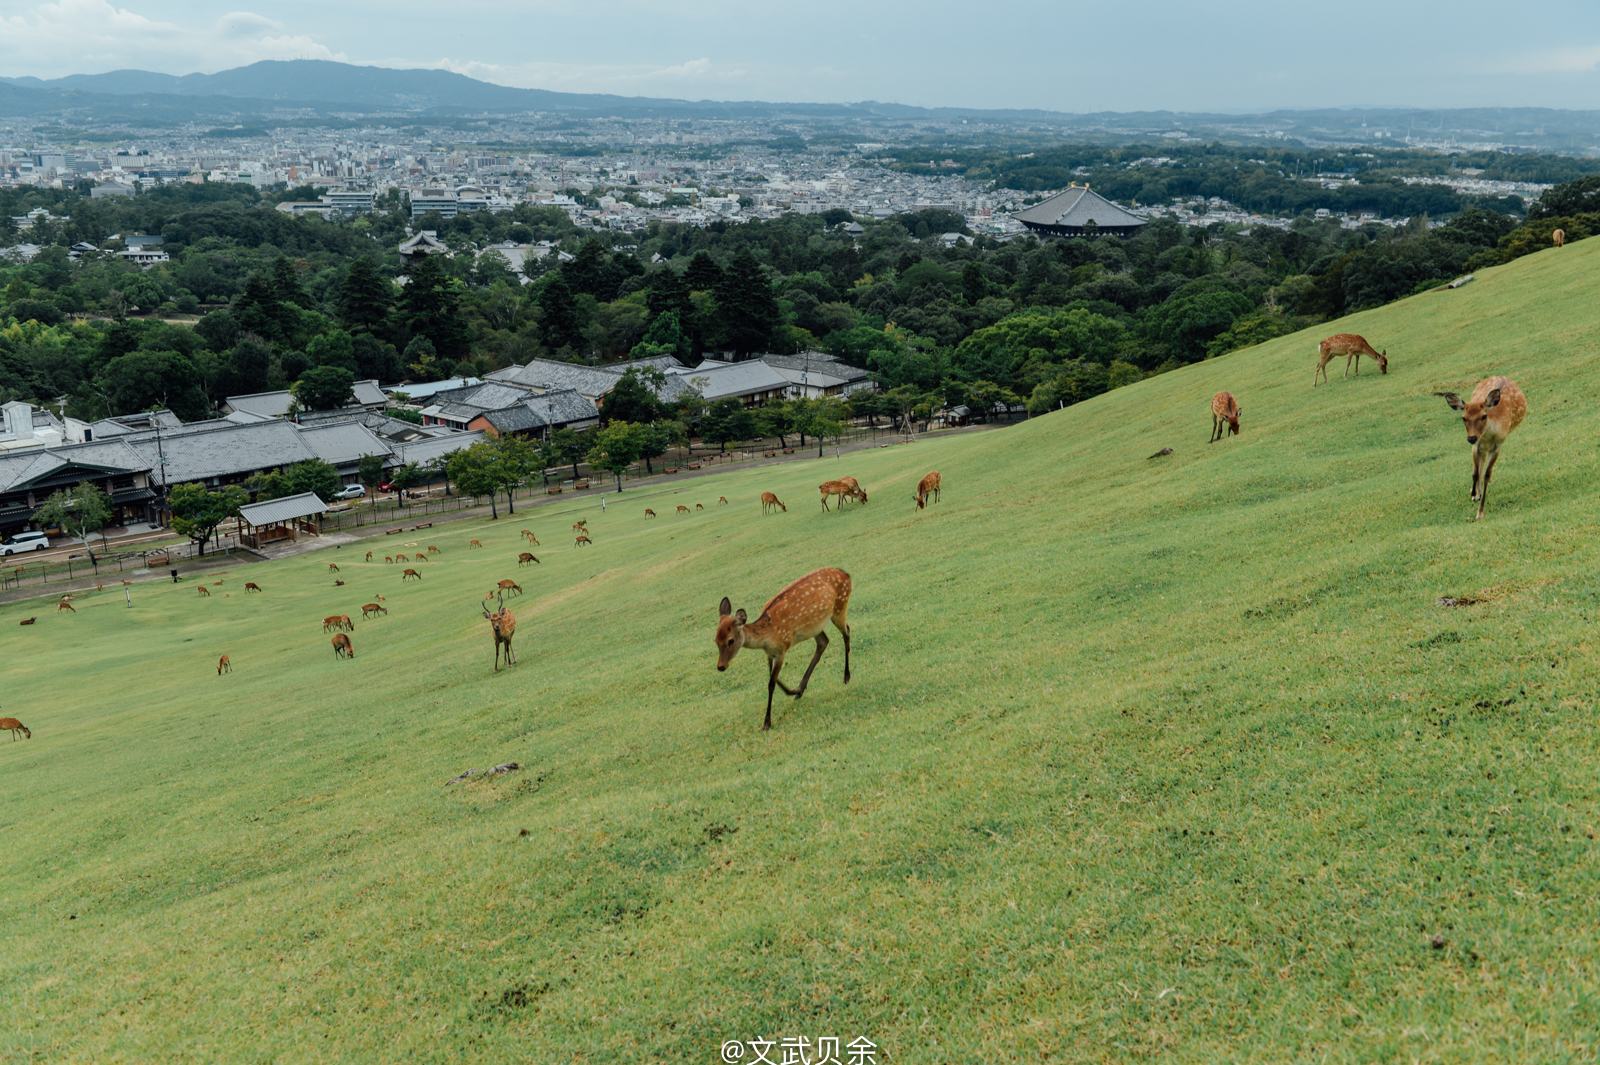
1012, 184, 1147, 238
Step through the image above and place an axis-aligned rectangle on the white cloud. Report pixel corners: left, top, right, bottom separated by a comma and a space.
0, 0, 344, 78
1494, 45, 1600, 76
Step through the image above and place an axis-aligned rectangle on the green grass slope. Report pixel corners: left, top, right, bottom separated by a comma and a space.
4, 241, 1600, 1063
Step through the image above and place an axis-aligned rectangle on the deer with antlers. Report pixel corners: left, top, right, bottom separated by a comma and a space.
332, 633, 354, 659
715, 568, 853, 730
217, 654, 231, 675
760, 492, 786, 514
572, 520, 588, 532
913, 471, 941, 509
518, 552, 540, 566
482, 591, 517, 672
1314, 334, 1388, 386
1209, 392, 1242, 443
1435, 377, 1528, 520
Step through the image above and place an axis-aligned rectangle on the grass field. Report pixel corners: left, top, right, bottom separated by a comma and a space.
4, 239, 1600, 1064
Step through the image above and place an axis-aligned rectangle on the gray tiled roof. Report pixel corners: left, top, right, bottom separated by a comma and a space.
223, 390, 295, 418
759, 352, 872, 381
479, 389, 600, 433
126, 420, 316, 486
239, 491, 328, 526
351, 379, 388, 407
0, 439, 149, 491
390, 431, 484, 466
671, 360, 791, 401
432, 382, 537, 412
297, 422, 393, 466
1011, 186, 1146, 230
497, 359, 627, 399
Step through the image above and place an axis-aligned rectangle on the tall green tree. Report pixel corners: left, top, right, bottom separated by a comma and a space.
714, 246, 782, 356
100, 350, 210, 421
272, 255, 312, 309
400, 254, 469, 360
339, 257, 393, 335
585, 420, 643, 491
358, 453, 386, 506
544, 427, 587, 482
602, 366, 664, 425
684, 250, 724, 292
629, 309, 691, 362
167, 482, 248, 557
448, 441, 503, 517
248, 459, 341, 504
234, 271, 289, 344
293, 366, 356, 411
538, 274, 583, 352
700, 397, 756, 453
795, 397, 848, 456
34, 481, 112, 569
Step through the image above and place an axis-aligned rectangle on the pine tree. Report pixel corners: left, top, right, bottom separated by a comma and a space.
714, 246, 781, 357
563, 239, 609, 298
234, 271, 286, 344
538, 274, 582, 352
684, 250, 724, 292
272, 255, 311, 309
339, 257, 392, 335
399, 254, 469, 361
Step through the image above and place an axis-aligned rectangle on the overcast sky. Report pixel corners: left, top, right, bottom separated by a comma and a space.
4, 0, 1600, 112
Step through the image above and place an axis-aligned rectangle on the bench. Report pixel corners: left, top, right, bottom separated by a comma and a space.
574, 481, 590, 490
782, 448, 795, 454
412, 522, 432, 531
147, 555, 170, 566
385, 527, 404, 535
547, 487, 562, 495
764, 451, 776, 458
665, 467, 679, 474
688, 463, 702, 470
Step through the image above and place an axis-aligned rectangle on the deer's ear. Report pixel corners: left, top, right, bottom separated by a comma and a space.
719, 596, 732, 617
1435, 392, 1464, 412
736, 608, 748, 624
1485, 388, 1502, 410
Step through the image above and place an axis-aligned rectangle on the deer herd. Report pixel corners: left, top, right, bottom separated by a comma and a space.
1209, 332, 1526, 520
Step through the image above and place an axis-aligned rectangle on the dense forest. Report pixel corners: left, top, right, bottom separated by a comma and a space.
0, 157, 1594, 429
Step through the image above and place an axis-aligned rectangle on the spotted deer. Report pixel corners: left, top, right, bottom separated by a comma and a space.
482, 592, 517, 672
1435, 376, 1528, 520
715, 568, 853, 730
839, 476, 867, 505
913, 471, 941, 509
760, 492, 786, 514
1315, 334, 1388, 386
1209, 392, 1241, 443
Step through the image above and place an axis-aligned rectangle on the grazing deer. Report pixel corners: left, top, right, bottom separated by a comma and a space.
760, 492, 787, 514
1435, 376, 1528, 520
1, 717, 30, 740
18, 617, 35, 626
323, 615, 353, 632
572, 521, 587, 532
197, 585, 210, 597
719, 496, 729, 505
96, 582, 103, 591
696, 503, 704, 510
365, 550, 373, 562
818, 480, 865, 512
428, 545, 440, 553
482, 592, 517, 672
575, 533, 593, 547
328, 563, 340, 573
839, 476, 868, 505
245, 582, 261, 593
1553, 228, 1565, 248
1315, 334, 1388, 386
913, 471, 942, 509
395, 553, 409, 563
1209, 392, 1241, 442
402, 568, 422, 581
412, 553, 427, 561
520, 529, 536, 541
362, 603, 387, 618
469, 539, 484, 549
58, 599, 75, 613
644, 509, 656, 518
715, 568, 853, 730
384, 556, 394, 564
496, 578, 523, 596
518, 552, 540, 566
217, 654, 231, 675
332, 633, 354, 659
677, 505, 691, 515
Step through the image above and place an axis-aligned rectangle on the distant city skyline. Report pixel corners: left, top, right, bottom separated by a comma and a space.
3, 0, 1600, 112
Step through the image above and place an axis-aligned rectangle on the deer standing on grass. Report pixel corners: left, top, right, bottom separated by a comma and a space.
362, 603, 387, 618
718, 496, 728, 505
332, 633, 354, 659
839, 476, 867, 504
818, 480, 865, 512
696, 503, 704, 510
402, 568, 422, 581
1, 717, 30, 740
913, 471, 942, 509
677, 505, 691, 515
58, 599, 75, 613
575, 533, 593, 547
395, 553, 409, 563
328, 563, 340, 573
761, 492, 786, 514
469, 540, 484, 549
384, 556, 394, 564
217, 655, 231, 675
428, 546, 440, 553
365, 551, 373, 562
1435, 377, 1528, 520
323, 615, 353, 632
496, 578, 523, 597
482, 592, 517, 671
715, 568, 853, 730
1209, 392, 1242, 443
197, 585, 210, 597
1553, 228, 1565, 248
245, 582, 261, 592
1314, 334, 1388, 386
573, 521, 587, 532
644, 509, 656, 518
520, 529, 537, 542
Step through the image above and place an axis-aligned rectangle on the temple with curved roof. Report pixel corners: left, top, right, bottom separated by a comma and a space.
1012, 184, 1147, 238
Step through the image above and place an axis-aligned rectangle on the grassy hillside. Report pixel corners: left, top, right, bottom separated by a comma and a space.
4, 240, 1600, 1064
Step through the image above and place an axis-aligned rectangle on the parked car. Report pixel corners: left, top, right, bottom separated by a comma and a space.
379, 481, 396, 493
334, 484, 367, 500
0, 530, 50, 555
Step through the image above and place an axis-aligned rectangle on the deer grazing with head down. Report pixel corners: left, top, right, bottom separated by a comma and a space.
760, 492, 786, 514
1209, 392, 1241, 442
245, 582, 261, 593
1553, 228, 1565, 248
913, 471, 941, 509
57, 599, 75, 613
818, 480, 865, 512
1435, 376, 1527, 520
839, 476, 867, 505
714, 568, 853, 730
644, 508, 656, 518
1314, 334, 1388, 386
362, 603, 387, 618
1, 716, 30, 740
366, 551, 373, 562
196, 585, 210, 597
677, 505, 690, 515
332, 633, 354, 659
402, 568, 422, 581
217, 654, 231, 674
495, 578, 523, 597
518, 552, 540, 566
482, 591, 517, 671
574, 533, 593, 547
469, 539, 483, 549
